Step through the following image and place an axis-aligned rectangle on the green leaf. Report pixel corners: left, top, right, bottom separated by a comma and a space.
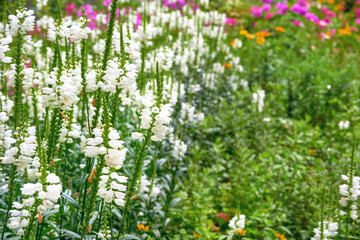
61, 192, 79, 208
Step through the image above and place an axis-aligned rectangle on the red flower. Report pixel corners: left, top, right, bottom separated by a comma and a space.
215, 212, 230, 221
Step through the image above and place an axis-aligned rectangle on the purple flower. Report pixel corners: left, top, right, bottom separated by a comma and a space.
262, 0, 273, 3
290, 3, 307, 15
250, 6, 263, 18
305, 12, 319, 23
262, 4, 271, 12
275, 2, 287, 15
356, 8, 360, 17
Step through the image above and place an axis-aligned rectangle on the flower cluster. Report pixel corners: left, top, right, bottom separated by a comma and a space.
339, 174, 360, 220
311, 221, 338, 240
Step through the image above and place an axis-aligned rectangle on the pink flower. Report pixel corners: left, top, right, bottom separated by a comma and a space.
318, 20, 328, 28
136, 13, 142, 29
225, 18, 237, 26
103, 0, 112, 7
292, 20, 302, 26
356, 9, 360, 17
265, 12, 274, 20
65, 3, 76, 16
356, 18, 360, 24
250, 6, 263, 18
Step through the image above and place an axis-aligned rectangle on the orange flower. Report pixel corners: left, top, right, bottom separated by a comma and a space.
235, 229, 247, 235
193, 233, 201, 238
131, 194, 137, 200
223, 63, 232, 68
231, 39, 237, 47
38, 212, 43, 223
309, 149, 316, 154
256, 37, 266, 45
275, 233, 286, 240
328, 0, 335, 4
274, 27, 285, 32
256, 31, 271, 37
87, 225, 92, 233
246, 33, 255, 39
88, 167, 96, 183
338, 28, 352, 36
137, 224, 149, 231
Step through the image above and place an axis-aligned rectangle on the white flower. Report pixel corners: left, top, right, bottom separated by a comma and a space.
131, 132, 144, 139
46, 173, 60, 184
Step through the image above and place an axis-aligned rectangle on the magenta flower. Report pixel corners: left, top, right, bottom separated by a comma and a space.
262, 4, 271, 12
103, 0, 112, 7
318, 19, 328, 28
275, 2, 287, 15
250, 6, 263, 18
265, 12, 274, 20
356, 9, 360, 17
292, 20, 302, 26
136, 13, 142, 29
356, 18, 360, 25
225, 18, 237, 26
290, 3, 307, 15
262, 0, 273, 3
305, 12, 319, 23
65, 3, 76, 16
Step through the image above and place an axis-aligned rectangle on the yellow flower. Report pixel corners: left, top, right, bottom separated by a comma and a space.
193, 233, 201, 238
256, 36, 266, 45
246, 33, 255, 39
137, 224, 149, 231
275, 233, 286, 240
274, 26, 285, 32
240, 30, 248, 35
235, 229, 247, 235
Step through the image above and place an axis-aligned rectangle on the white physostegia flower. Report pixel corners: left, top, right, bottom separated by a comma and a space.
98, 168, 128, 207
339, 174, 360, 220
311, 221, 338, 240
0, 31, 12, 63
9, 9, 35, 36
252, 90, 265, 112
227, 214, 246, 240
338, 120, 350, 130
151, 104, 173, 142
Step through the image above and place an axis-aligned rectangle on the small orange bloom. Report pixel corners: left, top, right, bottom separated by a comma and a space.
328, 0, 335, 4
246, 33, 255, 39
338, 28, 351, 36
60, 112, 67, 122
309, 149, 316, 154
275, 27, 285, 32
87, 225, 92, 233
92, 98, 96, 107
50, 158, 54, 166
275, 233, 286, 240
231, 39, 236, 47
88, 167, 96, 183
235, 229, 247, 235
256, 37, 266, 45
137, 224, 149, 231
193, 233, 201, 238
131, 194, 137, 200
38, 212, 43, 223
223, 63, 232, 68
256, 31, 271, 37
